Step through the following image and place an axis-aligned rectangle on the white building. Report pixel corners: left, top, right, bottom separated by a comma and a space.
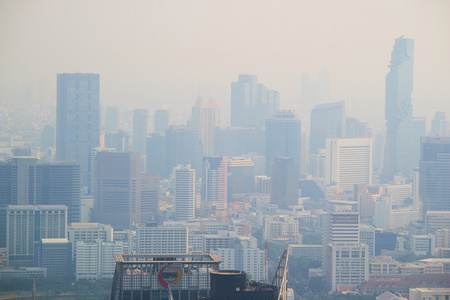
68, 223, 113, 261
410, 234, 436, 256
409, 288, 450, 300
264, 214, 300, 243
75, 240, 123, 281
386, 184, 412, 206
136, 224, 188, 254
174, 164, 195, 221
326, 243, 369, 292
325, 138, 372, 192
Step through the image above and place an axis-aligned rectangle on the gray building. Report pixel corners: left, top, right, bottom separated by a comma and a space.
133, 109, 149, 171
265, 110, 301, 175
56, 73, 100, 189
34, 238, 72, 279
270, 158, 299, 209
154, 109, 169, 135
419, 136, 450, 214
384, 37, 414, 176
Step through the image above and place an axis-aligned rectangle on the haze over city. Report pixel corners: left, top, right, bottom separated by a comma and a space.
1, 0, 450, 126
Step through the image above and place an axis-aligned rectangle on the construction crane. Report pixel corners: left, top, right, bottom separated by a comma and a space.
271, 248, 289, 300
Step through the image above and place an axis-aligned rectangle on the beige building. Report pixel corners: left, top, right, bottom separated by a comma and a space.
409, 288, 450, 300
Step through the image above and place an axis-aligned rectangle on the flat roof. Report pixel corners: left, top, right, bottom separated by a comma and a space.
114, 253, 222, 264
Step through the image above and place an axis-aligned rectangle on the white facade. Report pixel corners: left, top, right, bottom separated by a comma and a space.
136, 225, 188, 254
68, 223, 113, 261
75, 240, 123, 281
386, 184, 412, 206
327, 243, 369, 292
325, 138, 372, 191
174, 164, 195, 221
264, 215, 300, 242
410, 234, 436, 256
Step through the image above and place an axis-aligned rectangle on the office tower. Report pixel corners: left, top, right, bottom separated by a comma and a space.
165, 125, 203, 178
89, 147, 115, 195
411, 117, 426, 169
105, 130, 129, 151
0, 158, 80, 247
56, 73, 100, 188
201, 156, 228, 211
270, 158, 298, 209
326, 243, 369, 292
419, 137, 450, 214
34, 238, 72, 279
231, 74, 279, 128
105, 106, 119, 133
346, 117, 371, 138
374, 194, 392, 228
68, 223, 113, 262
373, 131, 385, 174
136, 224, 188, 254
384, 37, 414, 176
255, 176, 270, 194
265, 110, 302, 175
40, 125, 55, 153
146, 133, 165, 176
94, 151, 159, 226
154, 109, 169, 135
133, 109, 149, 170
75, 240, 123, 281
6, 205, 67, 268
310, 101, 345, 154
227, 156, 255, 201
325, 138, 372, 192
300, 66, 330, 110
174, 164, 195, 221
430, 111, 449, 137
214, 127, 265, 157
359, 225, 375, 257
191, 97, 220, 156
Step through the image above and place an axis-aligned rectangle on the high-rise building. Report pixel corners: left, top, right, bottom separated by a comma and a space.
94, 151, 159, 226
325, 138, 372, 192
270, 158, 298, 209
6, 205, 67, 268
384, 37, 414, 176
0, 158, 80, 247
201, 156, 228, 211
40, 125, 55, 154
154, 109, 169, 135
105, 106, 119, 133
231, 74, 279, 128
133, 109, 149, 170
136, 224, 188, 254
174, 164, 195, 221
191, 97, 219, 156
105, 130, 129, 152
411, 117, 426, 170
265, 110, 301, 175
56, 73, 100, 188
68, 223, 113, 262
429, 111, 449, 137
419, 137, 450, 214
310, 101, 345, 154
227, 156, 255, 201
146, 133, 165, 176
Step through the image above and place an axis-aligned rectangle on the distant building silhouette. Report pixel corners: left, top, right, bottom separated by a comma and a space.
419, 137, 450, 214
429, 111, 449, 137
310, 101, 345, 154
154, 109, 169, 135
40, 125, 55, 154
133, 109, 149, 171
105, 106, 119, 133
265, 110, 301, 175
201, 156, 228, 211
227, 156, 255, 201
231, 74, 279, 128
384, 37, 414, 176
191, 97, 219, 156
56, 73, 100, 189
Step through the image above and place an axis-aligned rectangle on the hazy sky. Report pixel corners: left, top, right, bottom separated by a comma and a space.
1, 0, 449, 127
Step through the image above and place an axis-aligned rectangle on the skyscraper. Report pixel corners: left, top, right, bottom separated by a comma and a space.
154, 109, 169, 135
227, 156, 255, 201
94, 151, 159, 226
191, 97, 220, 156
201, 156, 228, 211
325, 138, 372, 192
265, 110, 302, 175
133, 109, 149, 170
174, 164, 195, 221
40, 125, 55, 154
429, 111, 449, 137
231, 74, 279, 128
419, 137, 450, 214
56, 73, 100, 188
105, 106, 119, 133
384, 37, 414, 176
310, 101, 345, 154
270, 157, 299, 209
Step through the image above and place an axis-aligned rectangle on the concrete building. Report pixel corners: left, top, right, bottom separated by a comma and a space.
75, 240, 123, 281
133, 109, 149, 170
201, 156, 227, 211
34, 238, 72, 279
360, 225, 376, 257
289, 244, 323, 261
264, 215, 300, 243
68, 223, 113, 261
174, 164, 195, 221
136, 224, 188, 254
426, 211, 450, 234
154, 109, 169, 135
191, 97, 220, 156
270, 157, 299, 209
6, 205, 67, 268
369, 256, 399, 277
56, 73, 100, 189
410, 234, 436, 256
105, 106, 119, 133
227, 156, 255, 201
409, 288, 450, 300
